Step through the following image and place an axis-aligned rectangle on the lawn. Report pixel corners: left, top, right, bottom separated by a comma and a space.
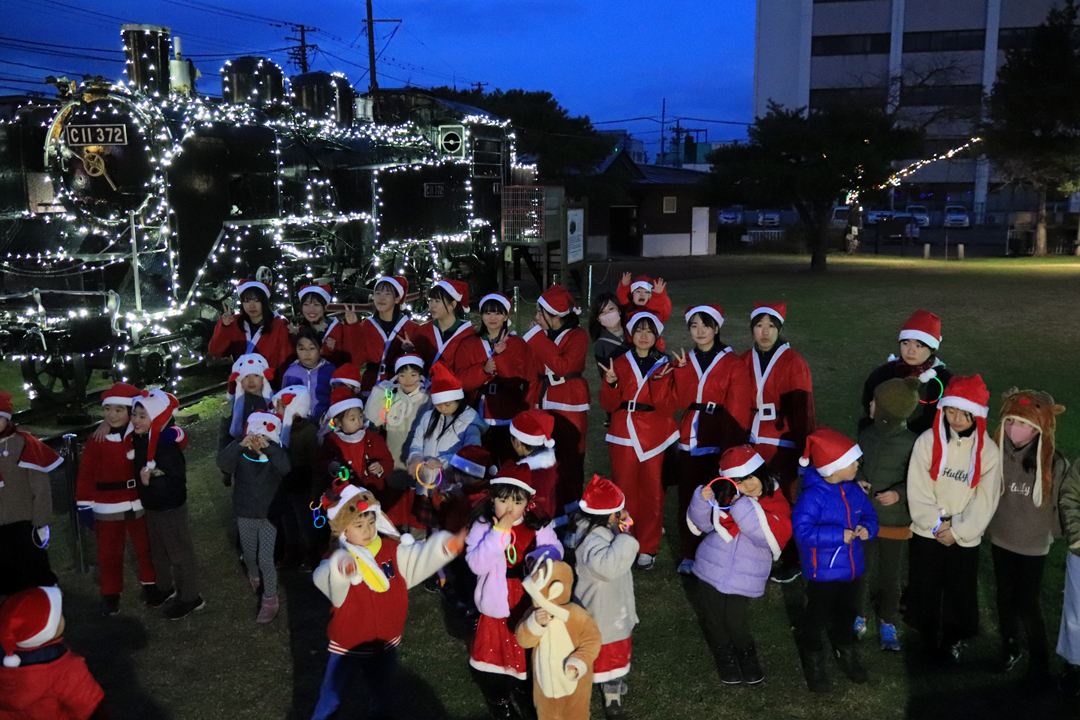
38, 254, 1080, 719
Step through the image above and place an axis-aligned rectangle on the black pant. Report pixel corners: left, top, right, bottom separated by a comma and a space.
698, 580, 753, 650
906, 534, 980, 645
856, 537, 905, 625
802, 579, 857, 652
0, 520, 57, 596
991, 544, 1049, 667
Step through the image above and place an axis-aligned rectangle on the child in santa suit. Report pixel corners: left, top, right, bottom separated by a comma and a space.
76, 383, 160, 616
599, 311, 678, 571
524, 285, 590, 516
208, 278, 293, 369
0, 391, 62, 597
616, 272, 671, 328
457, 292, 533, 466
509, 410, 559, 521
741, 302, 815, 582
906, 375, 1000, 665
311, 480, 465, 720
467, 463, 564, 719
292, 284, 348, 364
570, 476, 638, 719
673, 304, 753, 575
409, 279, 474, 375
0, 586, 106, 720
342, 276, 421, 398
688, 446, 791, 686
319, 387, 395, 510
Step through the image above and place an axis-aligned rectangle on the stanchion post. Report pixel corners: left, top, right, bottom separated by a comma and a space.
923, 243, 930, 259
958, 244, 965, 260
63, 433, 88, 574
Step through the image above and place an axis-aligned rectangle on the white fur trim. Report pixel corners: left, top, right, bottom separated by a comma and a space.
816, 444, 863, 478
630, 280, 653, 292
538, 295, 568, 317
898, 328, 940, 350
711, 509, 735, 541
468, 658, 528, 680
518, 447, 557, 470
19, 586, 63, 649
19, 457, 63, 473
92, 499, 143, 514
328, 397, 364, 419
376, 277, 405, 299
237, 280, 270, 298
579, 496, 624, 514
747, 497, 783, 561
332, 377, 362, 389
449, 454, 487, 478
526, 611, 549, 637
626, 311, 664, 337
327, 484, 364, 522
565, 656, 587, 679
522, 325, 543, 341
479, 293, 511, 313
434, 280, 462, 302
0, 411, 10, 420
685, 305, 724, 328
490, 476, 536, 495
510, 424, 554, 448
751, 307, 784, 323
721, 454, 764, 479
592, 663, 631, 683
101, 397, 134, 407
430, 388, 464, 405
395, 354, 424, 373
939, 395, 988, 419
918, 368, 938, 383
686, 514, 703, 536
298, 285, 332, 304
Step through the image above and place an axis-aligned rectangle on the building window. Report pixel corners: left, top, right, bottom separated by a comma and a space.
998, 27, 1038, 51
663, 197, 677, 214
900, 84, 983, 106
809, 86, 888, 111
903, 29, 986, 53
811, 33, 891, 56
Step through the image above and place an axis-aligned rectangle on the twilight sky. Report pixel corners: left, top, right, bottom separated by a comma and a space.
2, 0, 756, 159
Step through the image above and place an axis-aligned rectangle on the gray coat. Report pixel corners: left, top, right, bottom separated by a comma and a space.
571, 521, 638, 644
217, 441, 290, 519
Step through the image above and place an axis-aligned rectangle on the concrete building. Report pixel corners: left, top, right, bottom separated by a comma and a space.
753, 0, 1058, 221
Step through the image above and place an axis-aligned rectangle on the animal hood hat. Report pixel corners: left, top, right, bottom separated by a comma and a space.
799, 427, 862, 478
899, 309, 941, 350
995, 388, 1065, 507
685, 304, 724, 329
0, 586, 63, 667
931, 375, 990, 488
245, 411, 282, 446
319, 475, 399, 539
434, 279, 470, 312
579, 475, 624, 514
101, 382, 142, 407
228, 353, 274, 438
271, 385, 311, 447
126, 389, 179, 470
538, 285, 581, 317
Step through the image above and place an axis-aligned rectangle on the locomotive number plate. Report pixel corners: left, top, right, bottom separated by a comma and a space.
66, 124, 128, 146
424, 183, 445, 198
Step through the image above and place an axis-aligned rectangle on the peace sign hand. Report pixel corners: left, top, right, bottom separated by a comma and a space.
601, 360, 618, 385
493, 330, 509, 355
344, 308, 359, 325
399, 331, 414, 350
673, 348, 688, 367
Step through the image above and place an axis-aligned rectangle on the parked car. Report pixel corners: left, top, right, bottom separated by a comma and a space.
757, 209, 780, 227
865, 209, 894, 225
830, 205, 851, 229
905, 204, 930, 227
943, 205, 970, 228
719, 206, 743, 225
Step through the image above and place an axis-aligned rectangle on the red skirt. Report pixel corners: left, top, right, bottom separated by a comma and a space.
593, 637, 632, 683
469, 577, 529, 679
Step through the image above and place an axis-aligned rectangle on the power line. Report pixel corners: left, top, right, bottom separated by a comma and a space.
0, 35, 124, 55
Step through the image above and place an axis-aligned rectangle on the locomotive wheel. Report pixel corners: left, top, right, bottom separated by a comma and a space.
18, 330, 88, 405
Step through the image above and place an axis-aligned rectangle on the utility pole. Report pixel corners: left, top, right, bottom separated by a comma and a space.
366, 0, 378, 93
286, 24, 316, 73
660, 98, 666, 162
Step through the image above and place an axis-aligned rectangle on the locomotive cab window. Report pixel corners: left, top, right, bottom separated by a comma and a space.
472, 137, 503, 178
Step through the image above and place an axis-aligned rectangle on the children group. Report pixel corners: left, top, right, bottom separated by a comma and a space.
2, 270, 1080, 720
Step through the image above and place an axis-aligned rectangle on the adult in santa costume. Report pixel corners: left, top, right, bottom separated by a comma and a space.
293, 283, 348, 364
343, 276, 421, 398
410, 278, 474, 375
524, 285, 590, 515
208, 278, 292, 369
600, 311, 678, 570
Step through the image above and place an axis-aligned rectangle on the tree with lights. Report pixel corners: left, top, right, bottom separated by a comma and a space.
701, 103, 921, 271
980, 0, 1080, 256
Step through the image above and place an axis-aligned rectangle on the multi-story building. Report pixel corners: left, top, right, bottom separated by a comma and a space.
598, 129, 648, 165
753, 0, 1057, 221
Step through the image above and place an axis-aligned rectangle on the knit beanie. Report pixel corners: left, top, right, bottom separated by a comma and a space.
873, 377, 921, 430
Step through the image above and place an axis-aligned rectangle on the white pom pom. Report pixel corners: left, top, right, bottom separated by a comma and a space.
126, 450, 135, 460
3, 654, 20, 668
488, 465, 499, 476
799, 456, 810, 467
919, 369, 937, 383
146, 461, 156, 471
399, 533, 416, 546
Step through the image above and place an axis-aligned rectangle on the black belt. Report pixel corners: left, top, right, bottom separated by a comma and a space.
98, 480, 138, 491
619, 401, 655, 412
689, 402, 720, 414
506, 564, 527, 580
540, 371, 583, 383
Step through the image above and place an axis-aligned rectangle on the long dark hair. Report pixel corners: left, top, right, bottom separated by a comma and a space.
425, 401, 467, 440
569, 508, 613, 539
240, 287, 274, 335
588, 291, 620, 341
429, 285, 467, 320
467, 482, 548, 531
479, 298, 511, 336
718, 463, 779, 504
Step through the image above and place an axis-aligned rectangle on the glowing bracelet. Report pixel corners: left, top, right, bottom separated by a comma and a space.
500, 528, 518, 564
919, 376, 945, 405
33, 526, 49, 549
618, 516, 634, 532
415, 465, 443, 490
706, 476, 742, 510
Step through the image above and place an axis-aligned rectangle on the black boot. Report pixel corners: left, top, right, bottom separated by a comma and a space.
715, 644, 742, 684
834, 645, 869, 684
735, 643, 764, 685
509, 679, 535, 720
800, 650, 831, 693
482, 697, 515, 720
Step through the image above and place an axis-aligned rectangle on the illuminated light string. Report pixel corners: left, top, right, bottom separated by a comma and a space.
877, 138, 983, 189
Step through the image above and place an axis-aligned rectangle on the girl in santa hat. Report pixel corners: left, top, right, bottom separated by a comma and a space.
409, 279, 474, 375
343, 276, 421, 398
217, 412, 291, 623
524, 285, 590, 515
457, 292, 533, 465
600, 311, 678, 571
906, 375, 1001, 665
688, 446, 791, 686
616, 272, 671, 325
280, 327, 335, 420
466, 462, 564, 718
208, 278, 292, 369
292, 283, 348, 364
741, 302, 815, 582
672, 304, 754, 575
860, 309, 954, 436
571, 475, 638, 718
509, 409, 559, 520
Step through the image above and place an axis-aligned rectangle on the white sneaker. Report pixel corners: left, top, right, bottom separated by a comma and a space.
635, 553, 655, 570
677, 559, 695, 575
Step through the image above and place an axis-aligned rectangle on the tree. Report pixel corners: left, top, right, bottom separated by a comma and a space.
701, 103, 921, 270
981, 0, 1080, 256
425, 87, 615, 179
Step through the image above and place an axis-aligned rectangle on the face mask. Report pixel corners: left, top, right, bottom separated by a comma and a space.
1006, 421, 1038, 448
599, 311, 621, 329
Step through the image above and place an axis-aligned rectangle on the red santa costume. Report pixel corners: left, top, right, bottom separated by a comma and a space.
523, 285, 590, 514
740, 303, 815, 507
412, 279, 474, 374
76, 383, 156, 601
600, 312, 679, 559
511, 410, 559, 519
617, 275, 672, 352
341, 276, 421, 397
208, 279, 293, 368
0, 586, 105, 720
295, 284, 348, 363
674, 304, 754, 563
457, 292, 533, 464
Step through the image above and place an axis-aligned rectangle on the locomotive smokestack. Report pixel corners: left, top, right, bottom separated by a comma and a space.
121, 24, 172, 97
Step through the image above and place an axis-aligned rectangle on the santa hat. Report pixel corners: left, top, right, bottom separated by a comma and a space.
579, 475, 625, 514
271, 385, 310, 447
751, 302, 786, 325
394, 354, 425, 374
376, 276, 409, 301
327, 385, 363, 420
479, 292, 512, 314
995, 388, 1065, 508
931, 375, 990, 488
685, 304, 724, 329
101, 382, 142, 407
538, 285, 581, 317
510, 409, 555, 448
1, 586, 63, 668
320, 477, 400, 540
228, 353, 274, 439
719, 445, 765, 479
0, 391, 12, 419
449, 445, 497, 479
898, 309, 941, 351
330, 363, 363, 389
127, 389, 179, 470
490, 461, 536, 495
429, 363, 464, 405
245, 411, 282, 446
629, 276, 654, 293
236, 278, 270, 298
799, 427, 862, 478
434, 279, 470, 312
626, 311, 664, 337
298, 284, 332, 305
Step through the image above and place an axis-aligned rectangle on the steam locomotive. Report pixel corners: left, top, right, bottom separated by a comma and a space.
0, 24, 530, 404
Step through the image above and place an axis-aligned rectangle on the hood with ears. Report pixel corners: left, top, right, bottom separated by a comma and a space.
995, 387, 1065, 508
522, 558, 574, 614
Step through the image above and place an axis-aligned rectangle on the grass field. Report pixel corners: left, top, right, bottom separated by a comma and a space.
36, 254, 1080, 720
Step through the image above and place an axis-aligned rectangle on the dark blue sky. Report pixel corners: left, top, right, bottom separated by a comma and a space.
2, 0, 756, 159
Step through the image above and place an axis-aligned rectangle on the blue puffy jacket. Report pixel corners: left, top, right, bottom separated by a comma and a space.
792, 466, 878, 582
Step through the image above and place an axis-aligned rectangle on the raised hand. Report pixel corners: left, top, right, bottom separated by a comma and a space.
672, 348, 688, 367
602, 359, 618, 385
620, 271, 632, 287
344, 308, 359, 325
484, 357, 497, 375
653, 278, 666, 294
700, 484, 714, 502
221, 311, 234, 326
493, 330, 508, 355
399, 331, 414, 350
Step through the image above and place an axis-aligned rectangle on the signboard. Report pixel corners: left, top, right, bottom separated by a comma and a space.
423, 183, 445, 198
66, 124, 128, 146
566, 208, 584, 265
